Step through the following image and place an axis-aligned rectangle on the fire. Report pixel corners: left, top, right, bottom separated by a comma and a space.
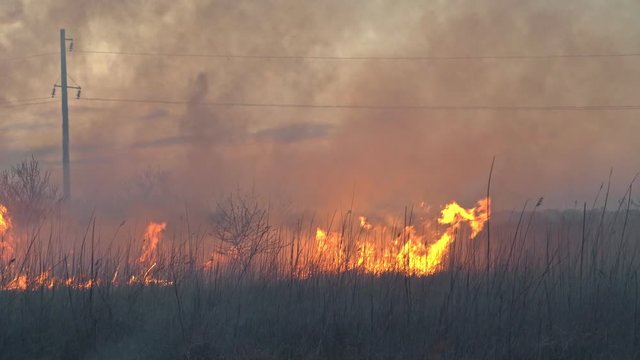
315, 227, 346, 272
359, 216, 373, 230
34, 271, 56, 289
438, 198, 490, 238
1, 218, 173, 291
404, 197, 490, 275
4, 275, 27, 291
2, 272, 98, 291
1, 197, 489, 291
138, 222, 166, 264
312, 197, 490, 276
0, 204, 15, 262
131, 222, 172, 286
0, 204, 11, 234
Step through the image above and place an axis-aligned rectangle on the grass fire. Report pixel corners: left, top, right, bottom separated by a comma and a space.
1, 162, 639, 360
2, 2, 640, 359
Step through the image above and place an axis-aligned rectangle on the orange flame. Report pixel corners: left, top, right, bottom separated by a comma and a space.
359, 216, 373, 230
0, 204, 11, 235
315, 228, 346, 272
1, 216, 175, 291
138, 222, 166, 264
1, 198, 489, 291
414, 197, 490, 275
131, 222, 172, 286
0, 203, 15, 263
312, 197, 490, 276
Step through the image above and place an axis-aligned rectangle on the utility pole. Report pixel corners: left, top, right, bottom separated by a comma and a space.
54, 29, 80, 199
60, 29, 70, 199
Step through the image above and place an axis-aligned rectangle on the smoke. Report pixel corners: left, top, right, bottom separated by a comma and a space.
1, 0, 639, 216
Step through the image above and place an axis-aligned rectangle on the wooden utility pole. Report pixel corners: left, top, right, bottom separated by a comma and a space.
55, 29, 81, 199
60, 28, 70, 199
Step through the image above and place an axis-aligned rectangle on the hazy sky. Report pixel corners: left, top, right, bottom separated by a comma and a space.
1, 0, 639, 214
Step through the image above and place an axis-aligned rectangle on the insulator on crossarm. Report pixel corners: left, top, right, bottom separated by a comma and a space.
51, 87, 56, 98
76, 88, 81, 99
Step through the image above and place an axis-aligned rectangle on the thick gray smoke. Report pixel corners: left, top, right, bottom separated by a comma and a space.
1, 0, 639, 217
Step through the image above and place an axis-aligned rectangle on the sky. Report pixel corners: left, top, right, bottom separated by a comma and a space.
1, 0, 639, 216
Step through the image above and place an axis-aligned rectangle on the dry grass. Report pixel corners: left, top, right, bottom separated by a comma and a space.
1, 194, 639, 360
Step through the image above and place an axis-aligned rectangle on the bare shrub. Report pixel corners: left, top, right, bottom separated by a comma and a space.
210, 191, 280, 276
0, 157, 59, 227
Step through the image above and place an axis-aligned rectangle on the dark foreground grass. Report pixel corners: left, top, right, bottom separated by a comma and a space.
1, 208, 640, 359
1, 267, 639, 359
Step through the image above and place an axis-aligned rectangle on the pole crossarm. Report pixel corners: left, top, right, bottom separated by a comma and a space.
54, 84, 81, 90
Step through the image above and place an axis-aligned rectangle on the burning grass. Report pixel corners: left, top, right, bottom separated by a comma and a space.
0, 197, 491, 291
0, 193, 639, 359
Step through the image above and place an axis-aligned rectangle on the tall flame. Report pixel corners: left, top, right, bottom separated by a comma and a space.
407, 197, 490, 275
315, 228, 346, 272
313, 197, 490, 276
0, 204, 11, 234
1, 216, 175, 291
138, 222, 167, 264
129, 222, 172, 286
0, 203, 15, 263
1, 198, 490, 292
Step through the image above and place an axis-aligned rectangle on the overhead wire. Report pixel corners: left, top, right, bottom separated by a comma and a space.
77, 97, 640, 112
0, 52, 58, 63
74, 49, 640, 61
4, 46, 640, 112
0, 98, 57, 109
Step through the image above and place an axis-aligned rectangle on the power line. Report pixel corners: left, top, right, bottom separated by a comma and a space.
0, 52, 58, 63
75, 49, 640, 61
1, 97, 51, 103
0, 98, 57, 108
78, 97, 640, 111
